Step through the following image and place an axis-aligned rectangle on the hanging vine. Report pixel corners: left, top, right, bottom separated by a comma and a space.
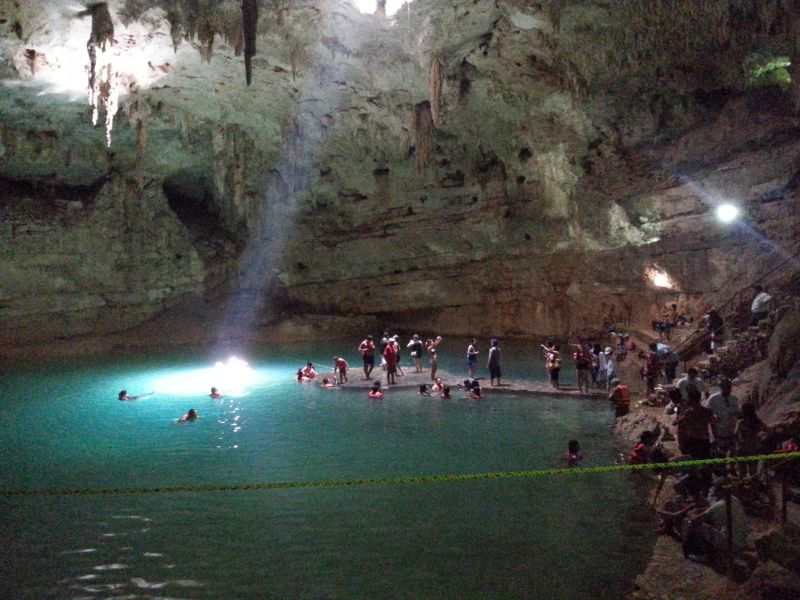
414, 101, 434, 174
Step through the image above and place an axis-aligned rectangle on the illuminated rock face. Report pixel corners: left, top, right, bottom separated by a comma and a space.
1, 0, 799, 346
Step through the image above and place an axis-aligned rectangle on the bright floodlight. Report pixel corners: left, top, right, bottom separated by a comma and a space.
645, 266, 674, 289
715, 203, 740, 224
153, 356, 258, 396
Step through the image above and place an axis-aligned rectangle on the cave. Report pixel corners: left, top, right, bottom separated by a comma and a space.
2, 1, 800, 599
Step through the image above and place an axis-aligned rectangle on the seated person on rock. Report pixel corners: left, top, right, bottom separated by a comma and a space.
682, 478, 748, 563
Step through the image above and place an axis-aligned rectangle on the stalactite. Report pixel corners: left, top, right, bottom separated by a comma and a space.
82, 3, 118, 147
242, 0, 259, 86
429, 56, 444, 127
414, 101, 434, 174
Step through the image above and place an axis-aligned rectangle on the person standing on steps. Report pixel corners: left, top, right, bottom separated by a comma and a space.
488, 338, 502, 386
466, 338, 479, 378
705, 377, 740, 459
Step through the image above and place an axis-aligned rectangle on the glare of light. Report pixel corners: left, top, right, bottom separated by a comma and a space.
715, 203, 740, 224
645, 266, 674, 289
153, 356, 260, 397
352, 0, 404, 16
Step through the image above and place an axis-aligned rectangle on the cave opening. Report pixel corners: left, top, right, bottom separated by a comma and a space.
163, 169, 222, 232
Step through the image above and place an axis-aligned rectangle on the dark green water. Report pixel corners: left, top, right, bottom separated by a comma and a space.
1, 340, 653, 599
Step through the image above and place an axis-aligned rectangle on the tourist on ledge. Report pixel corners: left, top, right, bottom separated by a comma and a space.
358, 335, 376, 380
466, 338, 479, 378
488, 338, 502, 386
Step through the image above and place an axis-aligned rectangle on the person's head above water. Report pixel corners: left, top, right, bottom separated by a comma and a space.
371, 380, 381, 390
307, 362, 314, 368
118, 390, 127, 400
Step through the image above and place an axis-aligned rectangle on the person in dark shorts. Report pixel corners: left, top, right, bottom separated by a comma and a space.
487, 338, 502, 386
358, 335, 376, 379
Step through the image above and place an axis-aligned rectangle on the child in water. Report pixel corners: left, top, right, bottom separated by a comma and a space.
368, 380, 384, 399
565, 440, 583, 467
178, 409, 198, 423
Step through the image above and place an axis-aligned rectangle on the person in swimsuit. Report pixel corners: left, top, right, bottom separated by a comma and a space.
209, 387, 223, 399
427, 336, 442, 381
358, 335, 376, 379
333, 356, 349, 384
178, 408, 198, 422
368, 380, 384, 399
118, 390, 153, 401
565, 440, 583, 467
440, 385, 451, 399
300, 362, 317, 381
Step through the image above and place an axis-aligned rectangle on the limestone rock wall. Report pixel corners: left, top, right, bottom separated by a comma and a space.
1, 0, 800, 349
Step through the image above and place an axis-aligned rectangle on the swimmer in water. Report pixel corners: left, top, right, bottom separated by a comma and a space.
300, 362, 317, 381
432, 377, 444, 393
118, 389, 153, 401
419, 384, 431, 397
565, 440, 583, 467
210, 387, 223, 399
368, 380, 384, 399
440, 384, 451, 399
178, 409, 198, 423
321, 377, 336, 389
468, 380, 482, 400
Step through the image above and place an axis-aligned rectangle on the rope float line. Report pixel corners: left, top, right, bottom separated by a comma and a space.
2, 452, 799, 498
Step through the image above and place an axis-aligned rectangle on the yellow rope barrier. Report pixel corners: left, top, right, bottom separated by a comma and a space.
2, 452, 798, 498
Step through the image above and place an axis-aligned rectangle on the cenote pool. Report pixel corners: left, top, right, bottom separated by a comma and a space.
1, 340, 654, 599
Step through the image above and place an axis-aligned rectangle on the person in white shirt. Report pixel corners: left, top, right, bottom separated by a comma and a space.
705, 377, 740, 455
677, 367, 706, 402
683, 479, 748, 561
750, 285, 772, 326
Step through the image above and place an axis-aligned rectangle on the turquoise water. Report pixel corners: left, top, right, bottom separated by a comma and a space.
1, 341, 653, 599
